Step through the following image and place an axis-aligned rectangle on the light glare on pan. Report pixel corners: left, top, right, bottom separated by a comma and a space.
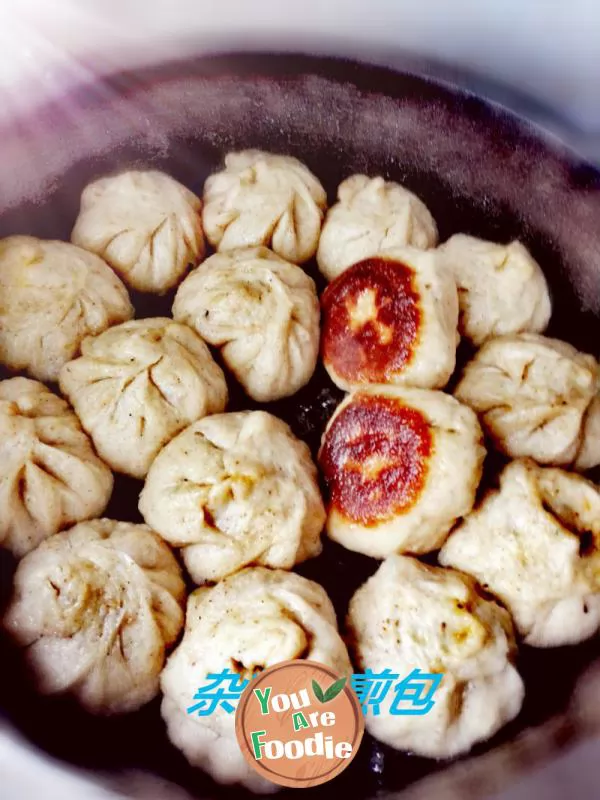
0, 0, 128, 126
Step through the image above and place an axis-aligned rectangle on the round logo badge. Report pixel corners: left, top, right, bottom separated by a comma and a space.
235, 659, 364, 788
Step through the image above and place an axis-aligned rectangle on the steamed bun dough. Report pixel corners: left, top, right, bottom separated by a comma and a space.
317, 175, 438, 282
139, 411, 325, 583
72, 170, 205, 294
3, 519, 185, 713
173, 246, 320, 402
438, 235, 551, 346
59, 318, 228, 479
455, 333, 600, 469
319, 386, 485, 558
0, 378, 113, 558
0, 236, 133, 382
321, 248, 459, 391
202, 150, 327, 264
440, 459, 600, 647
161, 568, 352, 792
347, 555, 524, 758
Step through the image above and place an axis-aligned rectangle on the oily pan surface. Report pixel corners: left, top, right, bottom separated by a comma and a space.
1, 53, 600, 800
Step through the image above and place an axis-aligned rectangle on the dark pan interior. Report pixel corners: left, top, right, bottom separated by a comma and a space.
1, 52, 600, 800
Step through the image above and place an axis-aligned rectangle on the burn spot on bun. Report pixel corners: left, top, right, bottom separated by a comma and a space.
321, 257, 421, 384
319, 393, 432, 525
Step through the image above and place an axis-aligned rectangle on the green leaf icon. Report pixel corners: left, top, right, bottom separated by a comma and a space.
312, 676, 347, 703
323, 677, 347, 702
312, 679, 325, 703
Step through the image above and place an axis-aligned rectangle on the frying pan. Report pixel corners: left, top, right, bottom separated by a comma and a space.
1, 52, 600, 800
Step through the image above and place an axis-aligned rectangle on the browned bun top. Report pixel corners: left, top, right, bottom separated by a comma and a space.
319, 392, 432, 526
321, 257, 421, 384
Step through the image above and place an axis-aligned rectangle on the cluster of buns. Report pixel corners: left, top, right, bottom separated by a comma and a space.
1, 151, 598, 791
0, 155, 335, 794
313, 166, 600, 767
